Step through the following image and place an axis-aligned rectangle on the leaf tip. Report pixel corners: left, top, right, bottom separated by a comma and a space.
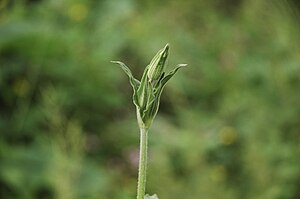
178, 63, 188, 67
144, 194, 159, 199
164, 43, 170, 50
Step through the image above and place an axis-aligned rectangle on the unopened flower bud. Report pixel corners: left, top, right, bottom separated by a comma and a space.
147, 44, 169, 82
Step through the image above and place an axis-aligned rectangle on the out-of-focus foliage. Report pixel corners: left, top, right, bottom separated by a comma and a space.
0, 0, 300, 199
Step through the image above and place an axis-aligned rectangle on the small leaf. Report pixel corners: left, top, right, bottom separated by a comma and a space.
111, 61, 140, 90
156, 63, 187, 98
162, 64, 187, 85
144, 194, 159, 199
111, 61, 140, 106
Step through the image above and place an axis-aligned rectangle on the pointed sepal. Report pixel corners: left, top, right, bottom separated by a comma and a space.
111, 61, 140, 106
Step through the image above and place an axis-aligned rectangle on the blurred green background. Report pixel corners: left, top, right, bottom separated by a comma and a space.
1, 0, 300, 199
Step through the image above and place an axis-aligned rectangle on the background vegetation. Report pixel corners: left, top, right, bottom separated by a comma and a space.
1, 0, 300, 199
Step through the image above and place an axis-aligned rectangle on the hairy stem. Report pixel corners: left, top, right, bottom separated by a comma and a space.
137, 127, 148, 199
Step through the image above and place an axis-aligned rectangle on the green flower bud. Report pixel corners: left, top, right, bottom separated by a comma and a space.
147, 44, 169, 83
113, 43, 187, 129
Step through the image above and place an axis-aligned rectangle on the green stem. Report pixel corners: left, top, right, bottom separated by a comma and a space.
137, 127, 148, 199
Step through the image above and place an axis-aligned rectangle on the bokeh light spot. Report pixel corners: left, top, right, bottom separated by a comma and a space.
12, 78, 30, 97
218, 126, 237, 145
68, 3, 88, 22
